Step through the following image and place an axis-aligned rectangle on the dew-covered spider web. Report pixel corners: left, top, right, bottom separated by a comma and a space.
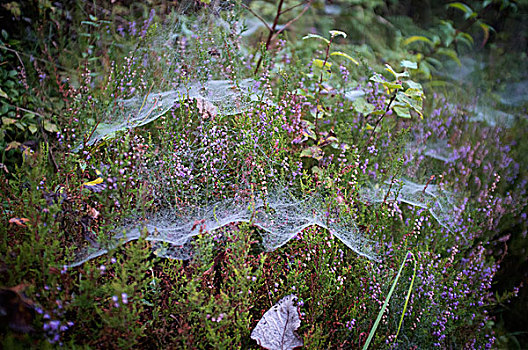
66, 1, 462, 268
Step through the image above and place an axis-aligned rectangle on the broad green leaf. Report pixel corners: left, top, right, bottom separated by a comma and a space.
447, 2, 477, 19
329, 30, 347, 39
313, 59, 332, 69
436, 48, 461, 66
404, 80, 423, 92
365, 123, 381, 132
393, 106, 411, 118
385, 64, 409, 79
457, 32, 474, 45
28, 124, 38, 134
330, 51, 358, 65
370, 74, 403, 90
0, 88, 8, 99
402, 35, 433, 47
424, 56, 443, 70
2, 117, 16, 125
419, 61, 432, 79
400, 60, 418, 69
397, 91, 423, 113
352, 97, 375, 115
43, 120, 58, 133
302, 33, 330, 44
478, 22, 493, 45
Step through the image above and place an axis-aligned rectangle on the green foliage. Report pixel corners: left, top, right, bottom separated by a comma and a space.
1, 0, 526, 348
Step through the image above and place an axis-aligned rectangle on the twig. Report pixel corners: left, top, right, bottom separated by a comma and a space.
0, 45, 72, 72
422, 175, 435, 194
3, 102, 47, 119
360, 92, 397, 156
280, 1, 309, 15
382, 174, 397, 205
271, 1, 312, 41
314, 34, 335, 135
253, 0, 285, 74
240, 3, 271, 32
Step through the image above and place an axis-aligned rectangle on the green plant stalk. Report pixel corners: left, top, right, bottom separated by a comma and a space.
394, 252, 416, 343
362, 251, 414, 350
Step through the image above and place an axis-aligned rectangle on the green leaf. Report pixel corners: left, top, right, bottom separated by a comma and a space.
363, 253, 415, 350
2, 117, 17, 125
478, 22, 494, 45
43, 120, 58, 133
385, 64, 409, 79
370, 74, 402, 90
393, 106, 411, 118
402, 35, 433, 47
447, 2, 477, 19
400, 60, 418, 69
404, 80, 423, 92
330, 51, 358, 65
28, 124, 38, 134
81, 21, 100, 27
0, 88, 8, 99
302, 33, 330, 44
424, 56, 443, 70
352, 98, 375, 115
436, 48, 461, 66
329, 30, 347, 39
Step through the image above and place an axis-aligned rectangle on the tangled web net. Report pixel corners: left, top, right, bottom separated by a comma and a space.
67, 3, 460, 268
68, 187, 380, 267
81, 78, 263, 148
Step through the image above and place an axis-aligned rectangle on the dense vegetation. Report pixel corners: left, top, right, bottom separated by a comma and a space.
1, 0, 527, 348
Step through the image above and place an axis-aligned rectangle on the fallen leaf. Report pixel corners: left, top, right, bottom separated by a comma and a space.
0, 284, 35, 333
9, 218, 30, 227
195, 98, 217, 118
251, 294, 303, 350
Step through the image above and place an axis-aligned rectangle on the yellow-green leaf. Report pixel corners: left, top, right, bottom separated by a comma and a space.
402, 35, 433, 47
329, 30, 347, 39
330, 51, 358, 65
313, 59, 332, 69
393, 106, 411, 118
2, 117, 16, 125
303, 33, 330, 44
437, 48, 461, 66
43, 120, 58, 133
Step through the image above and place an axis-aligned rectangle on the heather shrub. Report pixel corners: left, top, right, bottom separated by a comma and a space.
1, 1, 526, 348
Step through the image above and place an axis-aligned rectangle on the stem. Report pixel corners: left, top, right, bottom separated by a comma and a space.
253, 0, 285, 75
360, 92, 397, 156
240, 3, 271, 32
271, 2, 312, 41
314, 38, 334, 135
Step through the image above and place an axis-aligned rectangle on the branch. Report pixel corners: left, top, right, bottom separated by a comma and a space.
360, 92, 397, 156
279, 1, 309, 15
271, 1, 312, 41
241, 3, 272, 32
